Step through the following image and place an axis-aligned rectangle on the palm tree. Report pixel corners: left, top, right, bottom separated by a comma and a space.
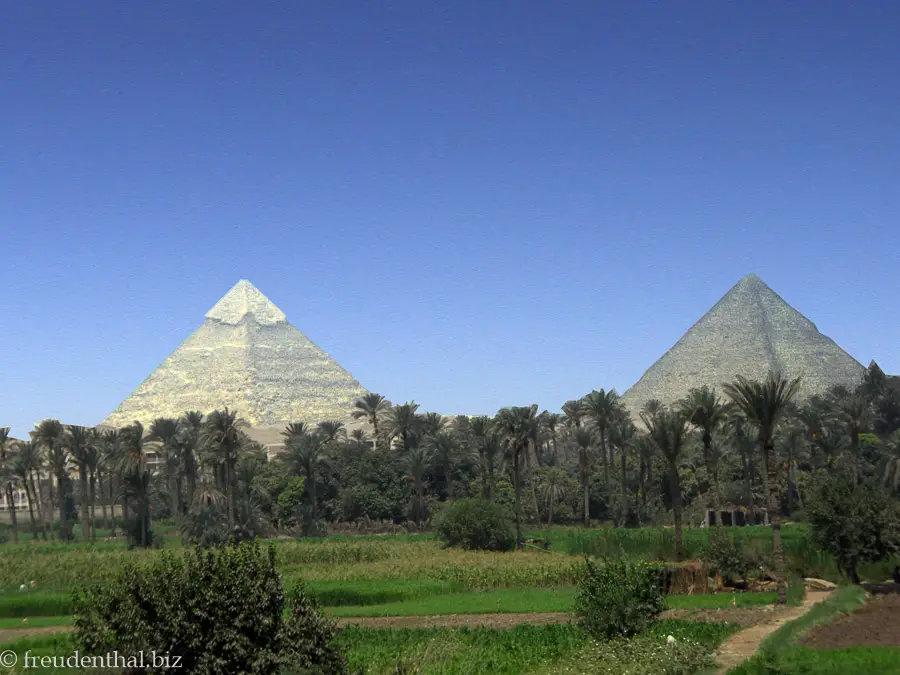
316, 420, 347, 444
200, 408, 248, 530
880, 431, 900, 493
633, 433, 656, 523
349, 428, 370, 451
84, 435, 101, 540
281, 422, 312, 446
539, 468, 571, 525
98, 429, 120, 532
0, 428, 19, 543
389, 402, 421, 451
66, 425, 94, 541
572, 427, 595, 527
470, 416, 499, 499
284, 433, 329, 522
836, 395, 873, 482
10, 443, 39, 538
32, 419, 64, 539
117, 422, 153, 547
496, 404, 539, 544
679, 387, 729, 510
583, 390, 621, 490
147, 417, 180, 516
609, 411, 636, 527
562, 399, 585, 430
779, 425, 805, 515
645, 406, 690, 561
421, 412, 446, 436
405, 445, 433, 527
352, 393, 391, 448
724, 371, 802, 605
179, 411, 204, 511
426, 431, 458, 499
539, 411, 562, 463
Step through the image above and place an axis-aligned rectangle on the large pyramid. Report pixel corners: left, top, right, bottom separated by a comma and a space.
102, 280, 369, 429
620, 274, 865, 417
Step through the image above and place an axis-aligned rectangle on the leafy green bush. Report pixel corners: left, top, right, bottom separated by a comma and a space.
436, 499, 516, 552
574, 557, 667, 640
73, 542, 346, 674
703, 527, 750, 584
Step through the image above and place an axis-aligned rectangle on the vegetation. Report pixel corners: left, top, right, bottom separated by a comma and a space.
436, 498, 516, 551
73, 541, 346, 674
574, 557, 667, 640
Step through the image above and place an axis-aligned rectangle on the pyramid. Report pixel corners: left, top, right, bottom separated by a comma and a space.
102, 280, 370, 429
620, 274, 865, 417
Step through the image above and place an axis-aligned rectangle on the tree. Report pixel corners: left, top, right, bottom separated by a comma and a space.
538, 467, 571, 525
283, 433, 329, 526
66, 425, 94, 541
0, 428, 19, 543
837, 395, 874, 482
405, 445, 432, 527
583, 389, 621, 489
645, 406, 690, 561
426, 431, 459, 499
200, 408, 248, 530
495, 404, 539, 544
32, 419, 65, 539
316, 420, 346, 444
178, 411, 204, 511
117, 423, 153, 547
352, 393, 391, 448
389, 402, 421, 451
147, 417, 181, 517
10, 442, 39, 538
807, 473, 900, 583
573, 427, 595, 527
679, 386, 728, 509
724, 371, 802, 604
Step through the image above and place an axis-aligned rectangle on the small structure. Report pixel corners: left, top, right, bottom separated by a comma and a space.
702, 506, 767, 527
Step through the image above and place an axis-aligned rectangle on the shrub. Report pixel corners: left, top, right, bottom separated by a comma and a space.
703, 527, 750, 584
807, 473, 900, 583
574, 557, 667, 640
73, 542, 346, 674
436, 499, 516, 552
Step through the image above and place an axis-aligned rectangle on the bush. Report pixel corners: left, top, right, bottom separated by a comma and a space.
436, 499, 516, 552
703, 527, 751, 584
574, 557, 667, 640
73, 542, 346, 674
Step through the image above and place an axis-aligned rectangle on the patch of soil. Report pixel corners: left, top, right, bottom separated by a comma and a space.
0, 625, 72, 645
802, 594, 900, 649
335, 612, 574, 629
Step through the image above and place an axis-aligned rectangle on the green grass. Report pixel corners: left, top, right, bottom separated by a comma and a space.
325, 587, 778, 617
725, 585, 900, 674
300, 578, 462, 607
0, 633, 77, 674
336, 623, 585, 675
0, 592, 72, 618
0, 615, 73, 629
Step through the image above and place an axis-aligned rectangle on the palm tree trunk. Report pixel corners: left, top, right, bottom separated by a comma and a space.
46, 475, 56, 540
416, 482, 425, 527
600, 432, 609, 490
372, 416, 379, 450
668, 460, 684, 562
702, 433, 720, 511
6, 485, 19, 543
513, 448, 522, 546
24, 480, 37, 539
762, 438, 787, 604
98, 467, 108, 530
80, 465, 90, 541
30, 472, 45, 540
89, 471, 97, 540
57, 474, 68, 541
742, 447, 754, 516
620, 444, 628, 527
444, 462, 454, 500
547, 497, 554, 525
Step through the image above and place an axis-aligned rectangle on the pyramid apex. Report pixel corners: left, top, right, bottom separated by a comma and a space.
205, 280, 286, 325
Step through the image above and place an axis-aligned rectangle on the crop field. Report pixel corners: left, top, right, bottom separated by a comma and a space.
0, 524, 872, 674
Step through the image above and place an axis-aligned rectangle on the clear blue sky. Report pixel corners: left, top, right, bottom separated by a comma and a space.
2, 2, 898, 438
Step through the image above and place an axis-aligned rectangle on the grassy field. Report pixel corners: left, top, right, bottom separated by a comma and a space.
0, 523, 884, 674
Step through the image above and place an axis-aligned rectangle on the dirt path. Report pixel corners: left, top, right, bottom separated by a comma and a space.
712, 591, 832, 674
335, 612, 575, 629
0, 625, 72, 645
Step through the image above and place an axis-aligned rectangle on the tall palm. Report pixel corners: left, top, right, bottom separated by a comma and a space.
495, 404, 539, 544
349, 428, 369, 451
778, 425, 805, 515
583, 389, 621, 490
284, 433, 328, 521
572, 427, 596, 527
609, 411, 636, 527
405, 445, 433, 527
645, 406, 690, 561
540, 412, 562, 463
421, 412, 446, 436
540, 468, 570, 525
316, 420, 347, 444
66, 425, 94, 541
98, 429, 121, 532
147, 417, 180, 516
837, 395, 873, 482
117, 422, 153, 547
724, 371, 802, 605
84, 435, 101, 540
200, 408, 248, 530
426, 431, 458, 499
389, 402, 421, 451
562, 399, 585, 430
679, 387, 729, 509
0, 428, 19, 543
32, 419, 64, 539
281, 422, 312, 447
470, 416, 498, 499
633, 434, 656, 523
178, 412, 204, 512
351, 393, 391, 449
11, 443, 39, 538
